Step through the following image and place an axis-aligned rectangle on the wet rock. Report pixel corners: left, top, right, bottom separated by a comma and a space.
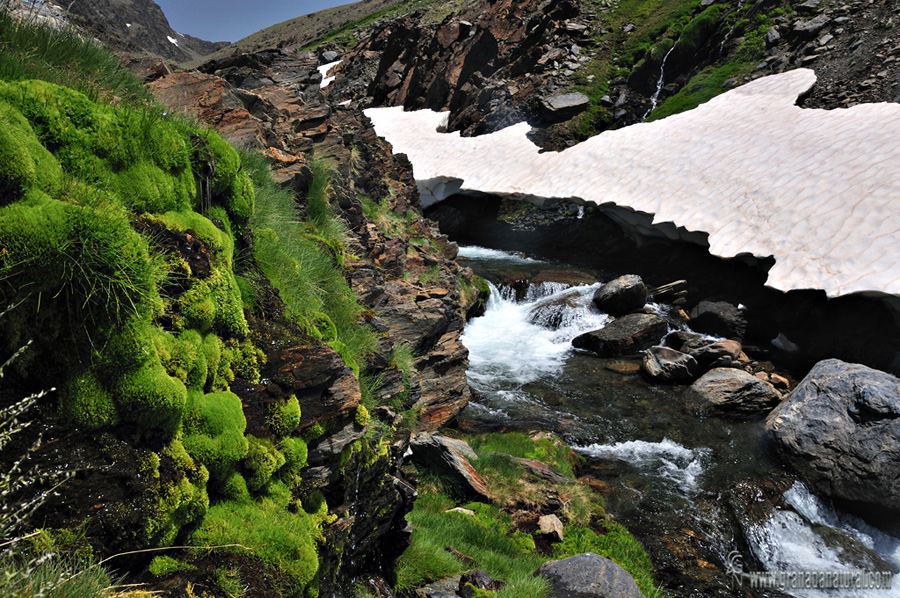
689, 339, 743, 369
572, 313, 667, 357
307, 417, 367, 465
766, 359, 900, 514
459, 569, 505, 597
539, 514, 564, 542
410, 434, 490, 502
689, 300, 747, 340
691, 368, 781, 416
592, 274, 647, 316
605, 361, 641, 374
642, 346, 700, 382
534, 552, 642, 598
541, 92, 590, 122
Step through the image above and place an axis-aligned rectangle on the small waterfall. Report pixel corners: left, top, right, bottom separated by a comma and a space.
718, 0, 747, 57
642, 45, 675, 121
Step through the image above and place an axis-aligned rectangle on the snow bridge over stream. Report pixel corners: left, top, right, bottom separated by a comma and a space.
364, 69, 900, 301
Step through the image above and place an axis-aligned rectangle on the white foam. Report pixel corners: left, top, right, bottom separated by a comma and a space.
575, 438, 709, 490
365, 69, 900, 299
457, 245, 539, 263
462, 282, 608, 387
318, 60, 341, 89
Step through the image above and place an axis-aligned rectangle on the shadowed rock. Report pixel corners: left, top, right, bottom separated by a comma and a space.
642, 345, 700, 382
592, 274, 647, 316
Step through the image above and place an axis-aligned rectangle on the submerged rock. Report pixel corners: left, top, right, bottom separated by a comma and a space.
534, 552, 642, 598
572, 313, 667, 357
691, 368, 781, 416
766, 359, 900, 514
591, 274, 647, 316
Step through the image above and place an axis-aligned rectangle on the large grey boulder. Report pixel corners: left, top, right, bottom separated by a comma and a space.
572, 313, 667, 357
642, 345, 700, 382
410, 434, 490, 502
592, 275, 648, 316
535, 553, 642, 598
691, 368, 781, 415
766, 359, 900, 513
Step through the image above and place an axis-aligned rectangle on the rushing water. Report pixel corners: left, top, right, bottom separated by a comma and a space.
457, 245, 900, 598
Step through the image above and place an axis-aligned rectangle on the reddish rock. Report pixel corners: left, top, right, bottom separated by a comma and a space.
267, 346, 361, 425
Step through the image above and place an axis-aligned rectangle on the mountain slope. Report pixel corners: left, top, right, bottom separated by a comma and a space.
66, 0, 228, 62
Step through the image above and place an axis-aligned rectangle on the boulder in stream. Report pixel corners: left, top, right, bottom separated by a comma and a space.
534, 552, 642, 598
691, 368, 781, 416
591, 274, 647, 316
766, 359, 900, 514
689, 300, 747, 340
642, 345, 700, 382
572, 313, 667, 357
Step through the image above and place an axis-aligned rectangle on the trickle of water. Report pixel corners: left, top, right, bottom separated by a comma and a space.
718, 0, 747, 56
642, 45, 675, 121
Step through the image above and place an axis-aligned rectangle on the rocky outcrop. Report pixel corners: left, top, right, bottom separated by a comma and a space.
591, 274, 647, 316
335, 0, 592, 138
410, 434, 490, 502
766, 359, 900, 514
534, 553, 643, 598
572, 313, 667, 357
691, 368, 781, 416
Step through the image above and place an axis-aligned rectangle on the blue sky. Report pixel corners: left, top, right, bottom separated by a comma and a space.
156, 0, 353, 42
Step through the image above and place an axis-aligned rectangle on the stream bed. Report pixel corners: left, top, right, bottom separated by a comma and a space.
456, 245, 900, 598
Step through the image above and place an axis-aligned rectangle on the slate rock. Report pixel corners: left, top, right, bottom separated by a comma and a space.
459, 569, 505, 597
541, 92, 590, 122
410, 434, 490, 501
689, 339, 743, 369
572, 313, 668, 357
766, 359, 900, 514
535, 553, 642, 598
689, 300, 747, 340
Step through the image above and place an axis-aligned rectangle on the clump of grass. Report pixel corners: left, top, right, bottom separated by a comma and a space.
393, 493, 549, 598
0, 9, 150, 105
244, 150, 376, 376
190, 484, 324, 597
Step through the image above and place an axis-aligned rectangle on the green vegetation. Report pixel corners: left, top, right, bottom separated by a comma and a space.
245, 150, 376, 376
395, 433, 662, 597
0, 10, 150, 104
394, 492, 549, 597
191, 483, 325, 598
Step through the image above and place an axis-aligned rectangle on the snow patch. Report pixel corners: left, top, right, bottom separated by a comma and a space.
318, 60, 341, 89
166, 35, 178, 46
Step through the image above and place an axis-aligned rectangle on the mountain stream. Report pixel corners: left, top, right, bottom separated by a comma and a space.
456, 245, 900, 598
